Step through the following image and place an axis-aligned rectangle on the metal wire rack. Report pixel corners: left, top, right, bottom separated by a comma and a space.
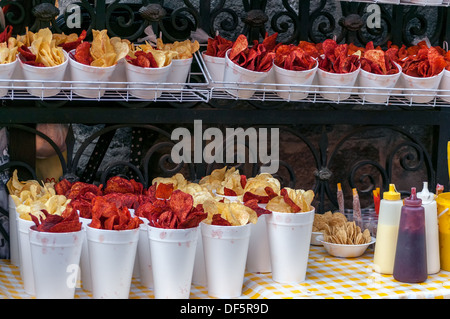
0, 51, 210, 103
337, 0, 450, 6
198, 51, 450, 107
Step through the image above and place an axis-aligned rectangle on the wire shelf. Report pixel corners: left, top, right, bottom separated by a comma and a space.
337, 0, 450, 6
198, 51, 450, 107
209, 82, 450, 107
0, 52, 210, 103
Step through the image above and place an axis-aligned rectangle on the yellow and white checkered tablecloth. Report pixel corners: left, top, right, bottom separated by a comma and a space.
1, 245, 450, 299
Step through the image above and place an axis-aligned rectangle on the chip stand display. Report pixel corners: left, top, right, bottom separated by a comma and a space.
4, 3, 450, 301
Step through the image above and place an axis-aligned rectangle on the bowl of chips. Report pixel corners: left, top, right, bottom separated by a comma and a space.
273, 44, 318, 101
19, 28, 69, 97
156, 38, 199, 91
400, 46, 446, 103
358, 47, 402, 104
0, 43, 18, 97
202, 35, 233, 87
318, 220, 375, 258
125, 50, 173, 99
317, 39, 361, 101
69, 30, 129, 98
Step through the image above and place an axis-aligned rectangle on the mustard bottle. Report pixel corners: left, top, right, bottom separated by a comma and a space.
373, 184, 402, 274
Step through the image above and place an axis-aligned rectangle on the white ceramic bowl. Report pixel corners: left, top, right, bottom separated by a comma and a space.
310, 231, 323, 246
317, 235, 375, 258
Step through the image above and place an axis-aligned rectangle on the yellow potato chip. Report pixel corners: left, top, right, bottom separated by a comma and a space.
156, 38, 199, 59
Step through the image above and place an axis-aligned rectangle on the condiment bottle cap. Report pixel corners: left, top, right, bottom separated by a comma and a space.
383, 184, 401, 200
417, 181, 434, 203
404, 187, 422, 207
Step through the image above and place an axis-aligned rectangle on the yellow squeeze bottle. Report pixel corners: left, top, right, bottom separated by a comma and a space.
373, 184, 402, 274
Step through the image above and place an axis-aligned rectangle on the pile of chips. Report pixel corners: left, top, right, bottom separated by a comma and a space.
204, 34, 234, 58
18, 28, 65, 67
0, 25, 17, 64
199, 167, 246, 196
156, 38, 200, 60
73, 29, 130, 67
266, 187, 314, 213
313, 211, 347, 232
90, 196, 142, 230
7, 170, 70, 221
274, 44, 317, 71
136, 189, 207, 229
400, 45, 446, 77
228, 33, 278, 72
242, 173, 280, 203
360, 41, 399, 75
323, 220, 371, 245
318, 39, 360, 74
30, 206, 82, 233
202, 199, 258, 226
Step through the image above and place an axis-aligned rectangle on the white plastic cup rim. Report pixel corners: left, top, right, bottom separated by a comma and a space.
20, 49, 68, 71
359, 67, 401, 79
125, 59, 172, 75
202, 52, 225, 63
273, 60, 318, 76
148, 225, 199, 243
317, 65, 360, 79
68, 49, 117, 71
86, 224, 139, 244
401, 68, 444, 82
29, 227, 84, 247
267, 208, 315, 226
201, 222, 252, 240
171, 57, 193, 66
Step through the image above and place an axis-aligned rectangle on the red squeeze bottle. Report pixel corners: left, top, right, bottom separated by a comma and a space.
393, 187, 427, 283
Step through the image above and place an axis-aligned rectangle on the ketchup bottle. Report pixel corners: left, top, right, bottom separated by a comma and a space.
393, 187, 427, 283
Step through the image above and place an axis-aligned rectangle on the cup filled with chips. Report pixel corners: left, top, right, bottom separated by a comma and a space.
358, 42, 402, 104
265, 188, 315, 284
223, 34, 275, 99
86, 196, 141, 299
273, 44, 318, 101
143, 190, 207, 299
317, 39, 361, 101
399, 44, 446, 103
200, 199, 257, 298
18, 28, 69, 97
0, 26, 18, 97
29, 208, 84, 299
241, 173, 279, 273
69, 30, 129, 98
157, 38, 199, 91
125, 42, 175, 99
202, 34, 234, 87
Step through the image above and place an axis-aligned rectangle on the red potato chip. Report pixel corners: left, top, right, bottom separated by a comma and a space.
55, 179, 72, 196
223, 187, 237, 196
229, 34, 248, 61
155, 182, 174, 199
243, 199, 271, 217
30, 207, 82, 233
262, 32, 278, 52
90, 196, 142, 230
364, 49, 387, 74
62, 30, 87, 52
280, 188, 301, 213
242, 186, 277, 204
0, 25, 12, 43
240, 175, 247, 188
169, 189, 194, 222
18, 45, 37, 62
74, 41, 93, 65
104, 176, 135, 194
298, 41, 320, 59
205, 35, 233, 58
211, 213, 232, 226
